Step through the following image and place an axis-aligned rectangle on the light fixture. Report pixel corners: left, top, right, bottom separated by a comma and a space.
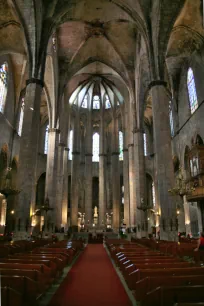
10, 210, 14, 214
147, 217, 150, 221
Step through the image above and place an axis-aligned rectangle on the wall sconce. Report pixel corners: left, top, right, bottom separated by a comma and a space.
10, 210, 14, 214
147, 217, 150, 221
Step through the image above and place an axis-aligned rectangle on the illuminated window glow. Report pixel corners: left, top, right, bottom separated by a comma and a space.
144, 133, 147, 156
169, 101, 174, 136
93, 95, 100, 109
92, 133, 99, 162
44, 125, 49, 154
119, 131, 123, 161
187, 68, 198, 114
69, 130, 73, 160
105, 95, 111, 109
152, 182, 156, 206
0, 62, 8, 113
82, 95, 88, 108
18, 98, 25, 136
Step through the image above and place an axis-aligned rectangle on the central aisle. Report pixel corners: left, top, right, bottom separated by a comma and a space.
48, 244, 132, 306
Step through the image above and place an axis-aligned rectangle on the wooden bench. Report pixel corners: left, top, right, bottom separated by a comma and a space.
141, 285, 204, 306
0, 259, 54, 278
1, 275, 40, 303
135, 275, 204, 302
2, 286, 22, 306
126, 267, 204, 290
0, 262, 51, 289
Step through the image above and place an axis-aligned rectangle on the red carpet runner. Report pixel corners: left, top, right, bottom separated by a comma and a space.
48, 244, 132, 306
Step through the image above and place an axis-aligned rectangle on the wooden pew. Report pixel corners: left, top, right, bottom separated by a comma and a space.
1, 275, 40, 303
141, 285, 204, 306
135, 275, 204, 302
2, 286, 22, 306
126, 267, 204, 290
0, 263, 51, 289
0, 259, 54, 278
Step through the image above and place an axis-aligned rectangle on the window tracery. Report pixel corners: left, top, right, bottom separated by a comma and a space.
92, 133, 99, 162
44, 125, 49, 154
0, 62, 8, 113
105, 95, 111, 109
143, 133, 147, 156
169, 101, 174, 136
93, 95, 100, 109
187, 68, 198, 114
69, 130, 73, 160
119, 131, 123, 161
82, 95, 88, 108
18, 98, 25, 136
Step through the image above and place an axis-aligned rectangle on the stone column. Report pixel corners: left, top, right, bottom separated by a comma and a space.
99, 115, 107, 228
45, 128, 60, 231
111, 118, 120, 232
150, 82, 177, 240
55, 142, 66, 231
61, 147, 69, 231
128, 143, 137, 230
16, 80, 43, 237
85, 113, 93, 227
133, 129, 146, 237
71, 114, 80, 231
123, 148, 130, 228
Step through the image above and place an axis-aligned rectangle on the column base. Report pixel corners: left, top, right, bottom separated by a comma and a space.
13, 231, 30, 241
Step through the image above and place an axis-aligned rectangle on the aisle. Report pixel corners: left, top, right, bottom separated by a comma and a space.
48, 244, 132, 306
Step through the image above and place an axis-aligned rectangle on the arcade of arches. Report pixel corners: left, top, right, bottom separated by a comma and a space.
0, 0, 204, 241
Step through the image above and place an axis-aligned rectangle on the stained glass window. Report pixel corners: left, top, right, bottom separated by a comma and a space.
119, 131, 123, 161
169, 101, 174, 136
44, 125, 49, 154
187, 68, 198, 114
143, 133, 147, 156
152, 182, 156, 206
82, 95, 88, 108
105, 95, 111, 109
92, 133, 99, 162
52, 33, 57, 52
69, 130, 73, 160
18, 98, 25, 136
0, 62, 8, 113
93, 95, 100, 109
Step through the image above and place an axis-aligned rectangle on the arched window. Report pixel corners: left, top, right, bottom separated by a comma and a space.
169, 101, 174, 136
69, 130, 73, 160
93, 95, 100, 109
143, 133, 147, 156
105, 94, 111, 109
187, 68, 198, 114
82, 94, 88, 108
92, 133, 99, 162
52, 33, 57, 52
152, 182, 156, 207
0, 62, 8, 113
18, 98, 25, 136
44, 125, 49, 154
119, 131, 123, 161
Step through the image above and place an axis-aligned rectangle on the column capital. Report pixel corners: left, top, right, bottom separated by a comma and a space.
132, 128, 144, 134
111, 152, 120, 156
72, 151, 80, 155
58, 142, 66, 147
148, 80, 167, 91
26, 78, 44, 87
123, 148, 128, 152
99, 153, 107, 157
85, 153, 93, 157
64, 147, 69, 152
128, 143, 134, 148
48, 128, 60, 133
